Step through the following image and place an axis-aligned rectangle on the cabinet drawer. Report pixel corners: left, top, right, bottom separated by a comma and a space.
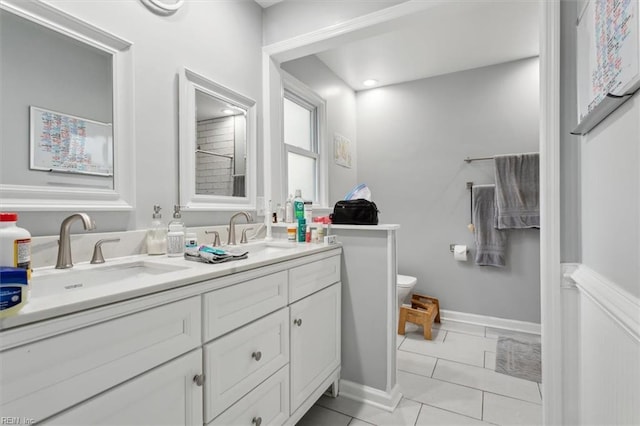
208, 366, 289, 426
44, 349, 203, 426
0, 297, 201, 423
203, 271, 288, 341
289, 255, 340, 303
204, 308, 289, 422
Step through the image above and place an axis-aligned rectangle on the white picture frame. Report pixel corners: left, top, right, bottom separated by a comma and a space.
334, 133, 352, 168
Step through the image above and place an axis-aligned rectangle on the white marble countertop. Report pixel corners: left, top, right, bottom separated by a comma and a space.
0, 240, 341, 331
270, 222, 400, 230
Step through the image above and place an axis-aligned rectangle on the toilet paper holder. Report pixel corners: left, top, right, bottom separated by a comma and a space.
449, 244, 469, 253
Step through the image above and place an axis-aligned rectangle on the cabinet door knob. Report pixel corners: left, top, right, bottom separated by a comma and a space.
294, 318, 302, 326
252, 351, 262, 361
193, 374, 205, 386
252, 416, 262, 426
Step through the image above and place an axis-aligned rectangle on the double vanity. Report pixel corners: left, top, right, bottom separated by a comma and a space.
0, 1, 403, 423
0, 242, 342, 425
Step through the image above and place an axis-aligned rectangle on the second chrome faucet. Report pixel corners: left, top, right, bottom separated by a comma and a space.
227, 211, 252, 245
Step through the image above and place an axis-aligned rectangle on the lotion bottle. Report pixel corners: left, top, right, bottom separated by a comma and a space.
285, 194, 293, 223
167, 205, 185, 257
146, 205, 167, 255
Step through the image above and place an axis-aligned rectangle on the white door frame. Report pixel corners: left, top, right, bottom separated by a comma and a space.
262, 1, 563, 423
539, 1, 563, 424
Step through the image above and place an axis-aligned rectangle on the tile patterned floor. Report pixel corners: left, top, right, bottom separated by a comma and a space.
297, 320, 542, 426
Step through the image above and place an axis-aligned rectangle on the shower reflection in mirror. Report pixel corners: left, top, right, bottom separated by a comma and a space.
194, 90, 246, 198
179, 67, 256, 210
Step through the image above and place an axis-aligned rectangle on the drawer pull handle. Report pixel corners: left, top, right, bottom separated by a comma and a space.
252, 351, 262, 361
294, 318, 302, 326
193, 374, 205, 386
252, 417, 262, 426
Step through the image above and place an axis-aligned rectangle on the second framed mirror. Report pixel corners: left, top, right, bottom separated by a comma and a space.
179, 67, 256, 211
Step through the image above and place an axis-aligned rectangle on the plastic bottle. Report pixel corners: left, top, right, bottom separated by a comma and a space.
185, 232, 198, 250
167, 205, 185, 257
285, 194, 294, 223
297, 218, 306, 242
0, 267, 28, 318
275, 203, 283, 223
287, 224, 296, 241
293, 189, 305, 221
305, 226, 311, 243
317, 225, 324, 243
0, 212, 31, 279
146, 205, 167, 255
304, 200, 313, 224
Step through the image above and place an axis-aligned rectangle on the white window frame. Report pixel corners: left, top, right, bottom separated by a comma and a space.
281, 71, 327, 208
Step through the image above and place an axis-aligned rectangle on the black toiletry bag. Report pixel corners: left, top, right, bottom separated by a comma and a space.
330, 199, 379, 225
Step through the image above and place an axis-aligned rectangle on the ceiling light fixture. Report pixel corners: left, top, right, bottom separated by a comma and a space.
362, 79, 378, 87
221, 109, 234, 114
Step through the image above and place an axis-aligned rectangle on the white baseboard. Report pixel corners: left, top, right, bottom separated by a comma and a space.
440, 309, 541, 335
338, 379, 402, 413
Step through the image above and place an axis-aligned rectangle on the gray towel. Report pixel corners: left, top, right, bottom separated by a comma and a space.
473, 185, 507, 267
494, 153, 539, 229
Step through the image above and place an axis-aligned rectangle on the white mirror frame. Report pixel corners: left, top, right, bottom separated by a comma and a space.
179, 67, 257, 211
0, 0, 135, 211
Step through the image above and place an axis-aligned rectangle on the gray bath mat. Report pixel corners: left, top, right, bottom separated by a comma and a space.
495, 337, 541, 383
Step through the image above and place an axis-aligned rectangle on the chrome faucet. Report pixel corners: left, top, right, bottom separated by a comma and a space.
55, 213, 96, 269
227, 211, 252, 245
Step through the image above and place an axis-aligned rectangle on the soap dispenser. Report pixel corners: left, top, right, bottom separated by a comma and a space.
147, 204, 167, 255
167, 205, 185, 257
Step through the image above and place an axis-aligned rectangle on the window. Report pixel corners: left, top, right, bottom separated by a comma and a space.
282, 73, 327, 206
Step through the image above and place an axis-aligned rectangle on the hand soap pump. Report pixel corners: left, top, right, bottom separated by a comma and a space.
167, 205, 185, 257
147, 204, 167, 255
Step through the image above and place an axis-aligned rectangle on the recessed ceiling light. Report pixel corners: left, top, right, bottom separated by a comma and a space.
221, 109, 234, 114
362, 79, 378, 87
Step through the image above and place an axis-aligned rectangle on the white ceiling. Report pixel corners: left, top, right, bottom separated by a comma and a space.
309, 1, 540, 91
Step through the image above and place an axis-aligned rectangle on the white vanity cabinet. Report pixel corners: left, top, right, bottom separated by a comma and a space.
0, 247, 342, 426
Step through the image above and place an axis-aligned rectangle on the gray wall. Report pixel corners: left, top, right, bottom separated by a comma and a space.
559, 0, 582, 263
1, 1, 263, 236
357, 58, 541, 323
281, 55, 359, 206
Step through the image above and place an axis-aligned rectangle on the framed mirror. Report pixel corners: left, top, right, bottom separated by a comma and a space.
0, 0, 134, 211
179, 67, 256, 211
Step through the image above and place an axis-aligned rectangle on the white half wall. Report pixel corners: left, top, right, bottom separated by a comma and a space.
569, 265, 640, 425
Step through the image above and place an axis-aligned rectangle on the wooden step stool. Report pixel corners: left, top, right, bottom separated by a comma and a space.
398, 294, 441, 340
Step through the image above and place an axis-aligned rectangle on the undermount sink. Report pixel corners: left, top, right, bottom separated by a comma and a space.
30, 261, 189, 299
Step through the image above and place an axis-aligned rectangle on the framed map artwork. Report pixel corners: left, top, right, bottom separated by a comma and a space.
30, 106, 113, 176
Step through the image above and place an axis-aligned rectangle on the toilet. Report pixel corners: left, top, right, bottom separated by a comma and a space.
397, 274, 417, 319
